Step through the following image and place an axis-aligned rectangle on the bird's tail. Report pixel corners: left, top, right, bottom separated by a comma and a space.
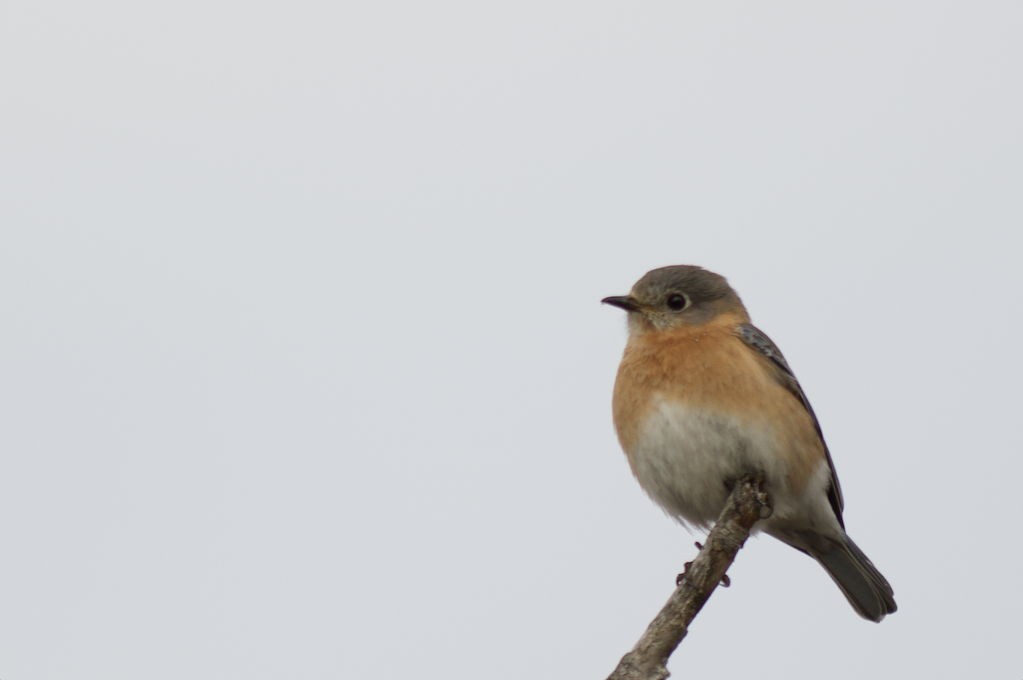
810, 536, 897, 622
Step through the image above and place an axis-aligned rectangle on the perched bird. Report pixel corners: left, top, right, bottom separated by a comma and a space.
603, 265, 896, 622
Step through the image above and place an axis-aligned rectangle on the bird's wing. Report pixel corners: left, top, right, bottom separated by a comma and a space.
737, 323, 845, 527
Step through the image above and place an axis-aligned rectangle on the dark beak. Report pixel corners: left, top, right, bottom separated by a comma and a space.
601, 296, 640, 312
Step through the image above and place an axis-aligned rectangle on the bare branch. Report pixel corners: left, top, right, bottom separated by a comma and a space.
606, 473, 773, 680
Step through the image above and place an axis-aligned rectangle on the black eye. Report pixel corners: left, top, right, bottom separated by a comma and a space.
667, 294, 687, 311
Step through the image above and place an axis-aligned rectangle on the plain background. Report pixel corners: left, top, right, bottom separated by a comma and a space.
2, 2, 1021, 678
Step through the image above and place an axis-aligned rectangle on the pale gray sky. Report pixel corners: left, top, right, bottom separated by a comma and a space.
2, 2, 1020, 678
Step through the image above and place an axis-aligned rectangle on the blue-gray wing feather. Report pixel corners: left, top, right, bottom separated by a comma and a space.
737, 323, 845, 527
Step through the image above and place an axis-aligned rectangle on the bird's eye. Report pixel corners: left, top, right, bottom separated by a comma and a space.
667, 294, 687, 311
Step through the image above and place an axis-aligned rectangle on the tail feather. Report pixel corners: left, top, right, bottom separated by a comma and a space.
811, 537, 897, 622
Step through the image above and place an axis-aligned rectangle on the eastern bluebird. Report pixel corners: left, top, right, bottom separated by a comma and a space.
603, 265, 896, 622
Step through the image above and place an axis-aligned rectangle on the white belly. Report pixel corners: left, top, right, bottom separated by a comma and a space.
629, 396, 828, 530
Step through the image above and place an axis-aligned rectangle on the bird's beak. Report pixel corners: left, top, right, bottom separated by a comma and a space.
602, 296, 641, 312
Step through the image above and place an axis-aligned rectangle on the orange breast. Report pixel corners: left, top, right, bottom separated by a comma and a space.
611, 313, 824, 491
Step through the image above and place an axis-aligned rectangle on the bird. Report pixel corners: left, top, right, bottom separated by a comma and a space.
602, 264, 896, 622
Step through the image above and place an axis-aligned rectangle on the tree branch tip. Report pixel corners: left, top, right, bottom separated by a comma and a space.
605, 472, 774, 680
